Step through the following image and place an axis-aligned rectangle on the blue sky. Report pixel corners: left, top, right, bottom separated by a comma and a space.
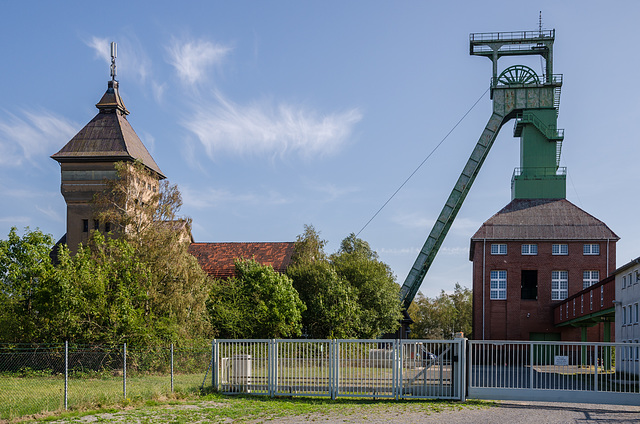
1, 1, 638, 298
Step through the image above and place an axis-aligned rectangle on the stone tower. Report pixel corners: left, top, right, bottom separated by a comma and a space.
51, 60, 164, 253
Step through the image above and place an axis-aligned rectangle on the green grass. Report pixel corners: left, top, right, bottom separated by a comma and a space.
0, 373, 205, 421
32, 393, 494, 423
2, 372, 493, 423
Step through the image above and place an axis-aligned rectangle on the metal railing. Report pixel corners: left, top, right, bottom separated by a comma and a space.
469, 340, 640, 405
208, 339, 465, 401
512, 166, 566, 178
513, 112, 564, 140
0, 342, 211, 421
491, 73, 563, 88
470, 30, 555, 43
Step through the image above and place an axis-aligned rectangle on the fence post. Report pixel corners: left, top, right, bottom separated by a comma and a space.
594, 344, 599, 393
170, 343, 174, 393
330, 340, 337, 400
211, 340, 218, 390
64, 340, 68, 410
269, 339, 278, 397
393, 339, 399, 400
456, 336, 467, 402
123, 343, 127, 399
529, 343, 534, 389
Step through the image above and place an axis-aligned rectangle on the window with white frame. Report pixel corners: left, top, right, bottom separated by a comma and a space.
583, 244, 600, 255
490, 270, 507, 300
635, 303, 639, 324
552, 244, 568, 255
491, 244, 507, 255
636, 270, 640, 284
623, 306, 628, 325
551, 270, 568, 300
521, 244, 538, 255
623, 275, 627, 289
583, 270, 599, 289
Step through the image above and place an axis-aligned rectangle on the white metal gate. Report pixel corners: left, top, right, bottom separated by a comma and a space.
468, 340, 640, 406
209, 339, 465, 400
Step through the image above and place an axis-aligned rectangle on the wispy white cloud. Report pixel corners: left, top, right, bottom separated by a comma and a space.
0, 216, 30, 224
36, 205, 64, 223
167, 38, 231, 85
85, 35, 151, 83
378, 246, 468, 256
182, 186, 291, 210
183, 94, 362, 160
305, 181, 360, 202
440, 246, 469, 256
0, 110, 78, 167
391, 211, 433, 230
379, 247, 420, 255
86, 36, 111, 64
392, 212, 480, 236
151, 81, 167, 103
0, 184, 57, 200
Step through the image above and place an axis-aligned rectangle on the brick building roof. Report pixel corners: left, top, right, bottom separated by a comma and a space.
470, 198, 618, 259
51, 80, 165, 179
188, 242, 296, 279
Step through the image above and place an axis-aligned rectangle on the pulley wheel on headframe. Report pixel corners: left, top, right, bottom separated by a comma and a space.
497, 65, 540, 86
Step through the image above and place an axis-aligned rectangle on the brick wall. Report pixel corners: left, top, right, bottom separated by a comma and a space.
472, 240, 616, 341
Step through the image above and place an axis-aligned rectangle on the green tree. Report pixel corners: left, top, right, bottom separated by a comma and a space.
288, 260, 360, 339
408, 284, 472, 339
290, 224, 328, 266
0, 227, 54, 342
287, 225, 360, 339
54, 234, 154, 344
93, 161, 184, 238
330, 233, 402, 338
0, 228, 163, 345
208, 259, 305, 339
92, 161, 212, 344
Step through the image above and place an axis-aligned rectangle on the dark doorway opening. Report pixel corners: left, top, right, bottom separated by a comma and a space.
521, 270, 538, 300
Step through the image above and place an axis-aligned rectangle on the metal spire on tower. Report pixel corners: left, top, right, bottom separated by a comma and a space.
110, 42, 117, 81
539, 11, 543, 36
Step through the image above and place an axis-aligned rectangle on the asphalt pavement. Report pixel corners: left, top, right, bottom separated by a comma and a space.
378, 400, 640, 424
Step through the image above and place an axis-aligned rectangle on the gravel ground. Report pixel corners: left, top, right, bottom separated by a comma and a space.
41, 400, 640, 423
267, 401, 640, 424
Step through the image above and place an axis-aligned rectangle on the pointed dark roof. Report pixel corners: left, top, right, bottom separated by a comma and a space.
188, 242, 295, 279
51, 80, 165, 179
470, 198, 618, 259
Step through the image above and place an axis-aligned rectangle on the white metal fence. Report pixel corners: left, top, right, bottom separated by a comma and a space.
6, 338, 638, 421
207, 339, 466, 400
468, 340, 640, 405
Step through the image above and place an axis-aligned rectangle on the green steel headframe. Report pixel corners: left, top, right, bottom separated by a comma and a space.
400, 29, 564, 309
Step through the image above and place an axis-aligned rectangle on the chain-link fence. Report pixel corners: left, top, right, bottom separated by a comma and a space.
0, 342, 211, 421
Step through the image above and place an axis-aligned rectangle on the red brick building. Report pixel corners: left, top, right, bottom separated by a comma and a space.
470, 198, 618, 341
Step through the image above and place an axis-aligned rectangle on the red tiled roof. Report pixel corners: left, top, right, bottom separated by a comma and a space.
188, 242, 295, 279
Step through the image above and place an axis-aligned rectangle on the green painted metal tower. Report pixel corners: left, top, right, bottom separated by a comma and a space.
470, 30, 566, 199
399, 29, 566, 313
